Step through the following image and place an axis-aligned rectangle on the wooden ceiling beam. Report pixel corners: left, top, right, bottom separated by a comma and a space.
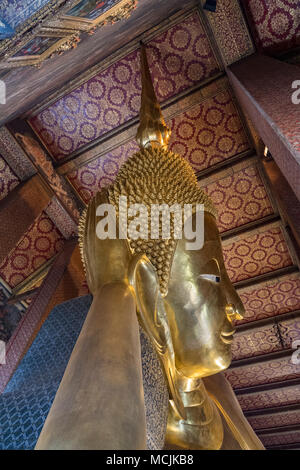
236, 310, 300, 333
234, 266, 299, 291
221, 214, 280, 241
244, 403, 300, 418
234, 377, 300, 396
230, 348, 294, 369
196, 149, 256, 180
255, 424, 300, 436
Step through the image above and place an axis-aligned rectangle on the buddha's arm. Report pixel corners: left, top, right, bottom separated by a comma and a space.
35, 282, 146, 450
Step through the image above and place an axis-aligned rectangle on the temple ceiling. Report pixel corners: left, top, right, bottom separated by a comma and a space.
0, 0, 299, 450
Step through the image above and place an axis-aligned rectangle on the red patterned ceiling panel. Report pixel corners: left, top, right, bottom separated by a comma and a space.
203, 164, 273, 233
29, 12, 220, 160
0, 212, 65, 288
261, 430, 300, 447
0, 156, 19, 202
222, 224, 293, 284
67, 140, 139, 204
169, 90, 249, 172
244, 0, 300, 54
237, 273, 300, 325
248, 410, 300, 431
225, 356, 300, 389
232, 317, 300, 361
238, 385, 300, 411
67, 90, 250, 204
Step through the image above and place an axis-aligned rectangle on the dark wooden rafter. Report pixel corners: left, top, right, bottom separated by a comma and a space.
54, 72, 227, 172
196, 149, 256, 181
6, 287, 39, 305
234, 377, 300, 396
265, 442, 300, 450
234, 265, 299, 290
244, 403, 300, 418
236, 310, 300, 333
230, 348, 294, 369
6, 119, 84, 223
255, 424, 300, 436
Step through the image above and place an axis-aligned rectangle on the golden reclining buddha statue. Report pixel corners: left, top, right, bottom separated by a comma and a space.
35, 45, 264, 450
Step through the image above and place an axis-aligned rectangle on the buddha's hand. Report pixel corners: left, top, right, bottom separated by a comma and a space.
79, 190, 132, 295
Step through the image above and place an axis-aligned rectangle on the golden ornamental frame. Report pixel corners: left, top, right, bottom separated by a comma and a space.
47, 0, 138, 32
0, 30, 80, 68
0, 0, 138, 69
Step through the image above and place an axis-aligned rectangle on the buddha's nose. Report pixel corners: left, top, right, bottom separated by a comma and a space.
225, 303, 244, 322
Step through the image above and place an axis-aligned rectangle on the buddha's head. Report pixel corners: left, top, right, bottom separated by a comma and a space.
107, 146, 244, 379
79, 45, 244, 418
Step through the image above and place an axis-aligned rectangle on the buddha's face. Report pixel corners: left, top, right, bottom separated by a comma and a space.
163, 212, 244, 379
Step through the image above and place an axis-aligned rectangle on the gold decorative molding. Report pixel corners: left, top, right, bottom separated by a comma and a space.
48, 0, 138, 33
0, 0, 138, 69
0, 31, 80, 69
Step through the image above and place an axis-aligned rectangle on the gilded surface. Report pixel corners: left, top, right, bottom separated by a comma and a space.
77, 45, 264, 450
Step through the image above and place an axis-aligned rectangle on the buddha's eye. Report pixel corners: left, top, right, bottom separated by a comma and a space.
198, 274, 220, 283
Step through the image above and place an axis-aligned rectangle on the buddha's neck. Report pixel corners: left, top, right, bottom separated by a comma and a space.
176, 375, 216, 426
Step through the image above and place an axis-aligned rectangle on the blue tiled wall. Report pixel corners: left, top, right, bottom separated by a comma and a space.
0, 294, 168, 450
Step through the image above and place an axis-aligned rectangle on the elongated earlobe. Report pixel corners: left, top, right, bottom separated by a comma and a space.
129, 254, 186, 420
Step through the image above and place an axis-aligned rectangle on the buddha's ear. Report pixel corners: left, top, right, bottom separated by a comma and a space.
129, 254, 186, 420
128, 254, 166, 351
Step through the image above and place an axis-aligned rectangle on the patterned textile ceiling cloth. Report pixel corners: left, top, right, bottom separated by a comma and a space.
202, 0, 254, 65
244, 0, 300, 54
0, 295, 169, 450
67, 140, 139, 204
168, 90, 249, 171
29, 12, 220, 159
237, 273, 300, 325
203, 163, 273, 233
0, 211, 65, 288
222, 223, 293, 284
44, 198, 78, 240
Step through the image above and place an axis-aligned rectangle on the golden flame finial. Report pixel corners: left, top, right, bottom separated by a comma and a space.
136, 42, 171, 149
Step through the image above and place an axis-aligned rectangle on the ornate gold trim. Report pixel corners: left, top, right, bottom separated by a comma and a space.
0, 0, 138, 69
0, 31, 80, 68
48, 0, 138, 32
0, 0, 67, 56
11, 258, 55, 297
